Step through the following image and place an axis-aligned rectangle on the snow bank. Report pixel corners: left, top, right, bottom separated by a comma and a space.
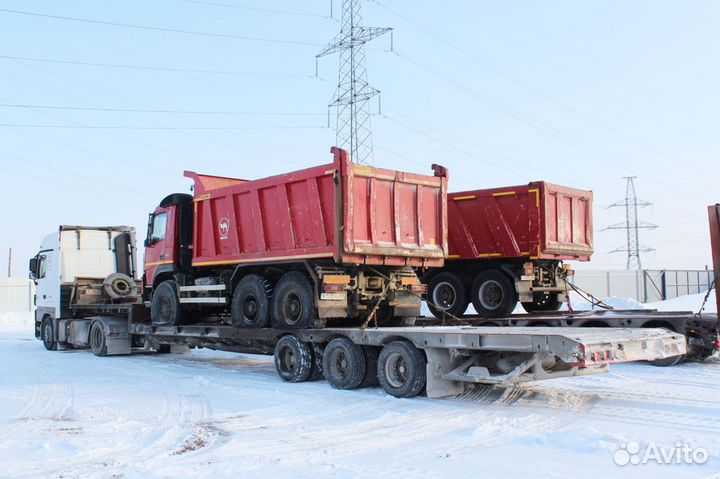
645, 292, 717, 314
0, 311, 34, 334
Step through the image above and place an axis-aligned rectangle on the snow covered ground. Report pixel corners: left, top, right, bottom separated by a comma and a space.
1, 301, 718, 479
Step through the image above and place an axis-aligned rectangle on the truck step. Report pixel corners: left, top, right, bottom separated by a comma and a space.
179, 284, 226, 292
179, 297, 228, 304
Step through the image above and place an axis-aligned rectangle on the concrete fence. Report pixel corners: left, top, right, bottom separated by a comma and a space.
0, 277, 35, 313
571, 269, 714, 304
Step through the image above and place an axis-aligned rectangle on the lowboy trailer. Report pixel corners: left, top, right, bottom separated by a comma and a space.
41, 301, 686, 399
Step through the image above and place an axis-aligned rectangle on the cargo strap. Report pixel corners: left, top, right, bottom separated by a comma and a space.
565, 281, 614, 314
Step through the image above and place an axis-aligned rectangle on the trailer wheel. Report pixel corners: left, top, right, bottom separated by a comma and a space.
231, 274, 272, 328
471, 270, 517, 318
271, 272, 316, 329
378, 341, 426, 398
41, 318, 57, 351
151, 280, 183, 326
522, 293, 562, 313
322, 337, 366, 390
308, 343, 325, 381
274, 335, 313, 382
89, 321, 108, 357
427, 272, 468, 319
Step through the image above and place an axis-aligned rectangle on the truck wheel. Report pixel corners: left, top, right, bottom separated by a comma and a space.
378, 341, 426, 398
471, 270, 517, 318
274, 335, 313, 382
151, 280, 183, 326
427, 272, 468, 319
522, 293, 562, 313
322, 337, 366, 390
271, 272, 316, 329
89, 321, 108, 357
41, 318, 57, 351
231, 274, 272, 328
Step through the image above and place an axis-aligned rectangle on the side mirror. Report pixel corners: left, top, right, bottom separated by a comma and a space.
28, 256, 37, 280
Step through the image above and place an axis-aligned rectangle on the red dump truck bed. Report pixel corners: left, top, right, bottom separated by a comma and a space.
185, 147, 448, 268
447, 182, 593, 261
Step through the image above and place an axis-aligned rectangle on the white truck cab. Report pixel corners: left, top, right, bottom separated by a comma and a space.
30, 226, 138, 346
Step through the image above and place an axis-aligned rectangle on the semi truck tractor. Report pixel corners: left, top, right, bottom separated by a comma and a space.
143, 147, 448, 329
424, 182, 593, 319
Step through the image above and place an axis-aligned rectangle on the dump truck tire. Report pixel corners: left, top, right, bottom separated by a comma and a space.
427, 272, 468, 319
271, 272, 316, 329
231, 274, 272, 328
151, 280, 184, 326
471, 270, 517, 318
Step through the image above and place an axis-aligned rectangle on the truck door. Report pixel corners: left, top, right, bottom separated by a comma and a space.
144, 206, 178, 288
35, 249, 60, 318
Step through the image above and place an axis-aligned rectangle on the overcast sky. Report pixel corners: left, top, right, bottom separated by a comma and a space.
1, 0, 718, 276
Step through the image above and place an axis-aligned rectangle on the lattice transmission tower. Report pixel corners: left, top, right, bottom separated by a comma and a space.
317, 0, 392, 165
604, 177, 658, 270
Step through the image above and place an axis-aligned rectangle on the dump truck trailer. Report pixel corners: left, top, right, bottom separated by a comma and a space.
425, 182, 593, 318
31, 224, 687, 398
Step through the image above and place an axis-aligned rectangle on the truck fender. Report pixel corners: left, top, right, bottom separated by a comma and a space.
89, 317, 132, 355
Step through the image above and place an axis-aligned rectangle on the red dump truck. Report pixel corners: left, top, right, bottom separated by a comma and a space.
424, 182, 593, 318
144, 147, 448, 328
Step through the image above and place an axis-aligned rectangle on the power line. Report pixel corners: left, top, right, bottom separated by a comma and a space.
372, 1, 712, 180
0, 124, 325, 130
175, 0, 329, 18
0, 151, 156, 199
0, 54, 315, 78
2, 58, 323, 171
0, 103, 325, 116
0, 7, 324, 47
0, 164, 152, 207
393, 51, 712, 205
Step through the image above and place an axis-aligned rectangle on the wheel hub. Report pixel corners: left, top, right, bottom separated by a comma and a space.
283, 291, 303, 324
433, 281, 456, 309
479, 280, 504, 310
